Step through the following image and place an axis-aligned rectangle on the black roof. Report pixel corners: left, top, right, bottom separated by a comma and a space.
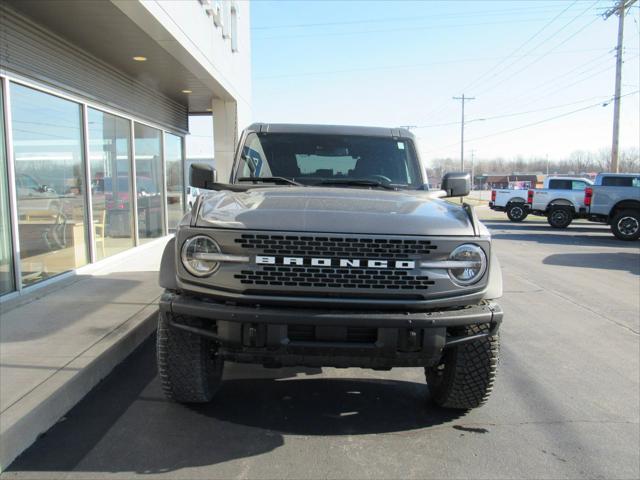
246, 123, 415, 139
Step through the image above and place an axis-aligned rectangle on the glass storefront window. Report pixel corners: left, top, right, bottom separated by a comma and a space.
88, 109, 134, 260
164, 133, 184, 232
0, 84, 15, 295
134, 123, 163, 242
10, 83, 88, 286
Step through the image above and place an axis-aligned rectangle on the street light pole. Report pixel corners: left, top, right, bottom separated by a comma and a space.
453, 94, 475, 172
546, 154, 549, 175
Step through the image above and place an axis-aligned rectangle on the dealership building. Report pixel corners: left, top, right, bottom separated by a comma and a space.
0, 0, 251, 301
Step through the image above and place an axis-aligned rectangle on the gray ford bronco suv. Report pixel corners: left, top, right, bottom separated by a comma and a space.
158, 123, 503, 410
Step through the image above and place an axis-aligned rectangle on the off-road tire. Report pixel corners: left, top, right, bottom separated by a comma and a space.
506, 203, 528, 222
425, 324, 499, 410
547, 206, 573, 228
157, 311, 224, 403
611, 209, 640, 241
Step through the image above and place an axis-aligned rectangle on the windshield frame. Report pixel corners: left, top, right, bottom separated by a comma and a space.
231, 131, 426, 190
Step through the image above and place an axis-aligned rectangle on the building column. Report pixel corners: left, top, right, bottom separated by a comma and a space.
212, 98, 238, 183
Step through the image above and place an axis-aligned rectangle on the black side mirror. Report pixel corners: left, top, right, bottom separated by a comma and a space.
441, 172, 470, 197
190, 164, 217, 189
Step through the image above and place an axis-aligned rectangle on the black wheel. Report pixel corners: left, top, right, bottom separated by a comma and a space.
611, 209, 640, 241
547, 206, 573, 228
157, 311, 224, 403
506, 203, 528, 222
425, 324, 499, 410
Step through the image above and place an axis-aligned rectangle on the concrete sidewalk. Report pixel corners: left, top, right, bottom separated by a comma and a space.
0, 237, 170, 472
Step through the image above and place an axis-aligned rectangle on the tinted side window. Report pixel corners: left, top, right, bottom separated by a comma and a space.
571, 181, 587, 190
549, 179, 571, 189
602, 176, 634, 187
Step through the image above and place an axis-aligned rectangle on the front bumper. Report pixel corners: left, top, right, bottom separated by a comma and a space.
160, 292, 502, 368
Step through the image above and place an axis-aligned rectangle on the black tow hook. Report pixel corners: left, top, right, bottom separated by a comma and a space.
169, 319, 218, 340
444, 332, 489, 348
444, 322, 499, 348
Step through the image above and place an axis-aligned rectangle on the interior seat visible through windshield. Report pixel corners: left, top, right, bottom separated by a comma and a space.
235, 132, 422, 189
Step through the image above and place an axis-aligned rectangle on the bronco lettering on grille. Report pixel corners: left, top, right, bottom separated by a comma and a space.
255, 256, 415, 269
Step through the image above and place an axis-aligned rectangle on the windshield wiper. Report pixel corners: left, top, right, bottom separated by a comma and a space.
238, 176, 303, 186
315, 179, 397, 190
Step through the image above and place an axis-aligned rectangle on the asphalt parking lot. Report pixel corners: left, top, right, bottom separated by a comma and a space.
4, 211, 639, 480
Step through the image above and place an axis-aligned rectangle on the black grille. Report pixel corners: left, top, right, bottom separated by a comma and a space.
234, 234, 437, 259
288, 325, 377, 344
234, 266, 434, 290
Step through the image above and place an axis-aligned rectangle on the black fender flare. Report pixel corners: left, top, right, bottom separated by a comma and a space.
546, 199, 575, 212
609, 200, 640, 219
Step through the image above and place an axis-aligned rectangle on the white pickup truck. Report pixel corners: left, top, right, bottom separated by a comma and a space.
489, 188, 529, 222
526, 177, 593, 228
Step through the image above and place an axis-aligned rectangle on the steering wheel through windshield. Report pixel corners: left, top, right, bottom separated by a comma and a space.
367, 174, 393, 184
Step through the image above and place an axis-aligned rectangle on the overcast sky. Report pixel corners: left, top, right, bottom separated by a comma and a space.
250, 0, 639, 163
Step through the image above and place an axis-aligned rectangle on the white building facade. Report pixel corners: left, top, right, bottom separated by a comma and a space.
0, 0, 251, 300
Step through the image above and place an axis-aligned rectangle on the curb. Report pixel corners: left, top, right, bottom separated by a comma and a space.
0, 304, 158, 472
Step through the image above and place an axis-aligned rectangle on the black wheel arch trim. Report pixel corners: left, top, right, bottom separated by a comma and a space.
610, 200, 640, 218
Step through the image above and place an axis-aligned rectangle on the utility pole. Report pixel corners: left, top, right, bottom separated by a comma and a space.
470, 149, 475, 190
453, 94, 475, 172
603, 0, 637, 173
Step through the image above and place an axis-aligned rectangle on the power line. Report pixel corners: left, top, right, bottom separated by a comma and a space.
252, 5, 583, 30
507, 53, 638, 110
471, 90, 639, 141
254, 47, 615, 80
482, 51, 631, 115
419, 45, 614, 125
255, 16, 571, 41
422, 6, 608, 123
418, 0, 599, 125
423, 90, 639, 155
459, 0, 581, 95
411, 93, 624, 129
481, 11, 598, 93
418, 1, 587, 122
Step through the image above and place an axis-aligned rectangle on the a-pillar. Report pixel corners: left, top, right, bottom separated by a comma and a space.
212, 98, 238, 183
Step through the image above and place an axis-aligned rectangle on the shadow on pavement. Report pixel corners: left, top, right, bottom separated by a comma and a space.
483, 220, 609, 234
9, 336, 463, 475
190, 374, 462, 437
543, 252, 640, 275
488, 229, 639, 248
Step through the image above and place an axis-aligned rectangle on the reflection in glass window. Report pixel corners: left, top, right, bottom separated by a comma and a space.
238, 133, 421, 187
0, 85, 15, 295
134, 123, 163, 242
10, 83, 88, 286
165, 133, 184, 232
88, 109, 134, 260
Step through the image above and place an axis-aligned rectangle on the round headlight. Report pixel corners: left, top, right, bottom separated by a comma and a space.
181, 235, 221, 277
448, 244, 487, 286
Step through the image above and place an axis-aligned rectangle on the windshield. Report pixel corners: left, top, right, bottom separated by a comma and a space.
235, 132, 423, 188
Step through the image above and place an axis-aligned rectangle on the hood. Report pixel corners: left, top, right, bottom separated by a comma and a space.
196, 187, 475, 236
